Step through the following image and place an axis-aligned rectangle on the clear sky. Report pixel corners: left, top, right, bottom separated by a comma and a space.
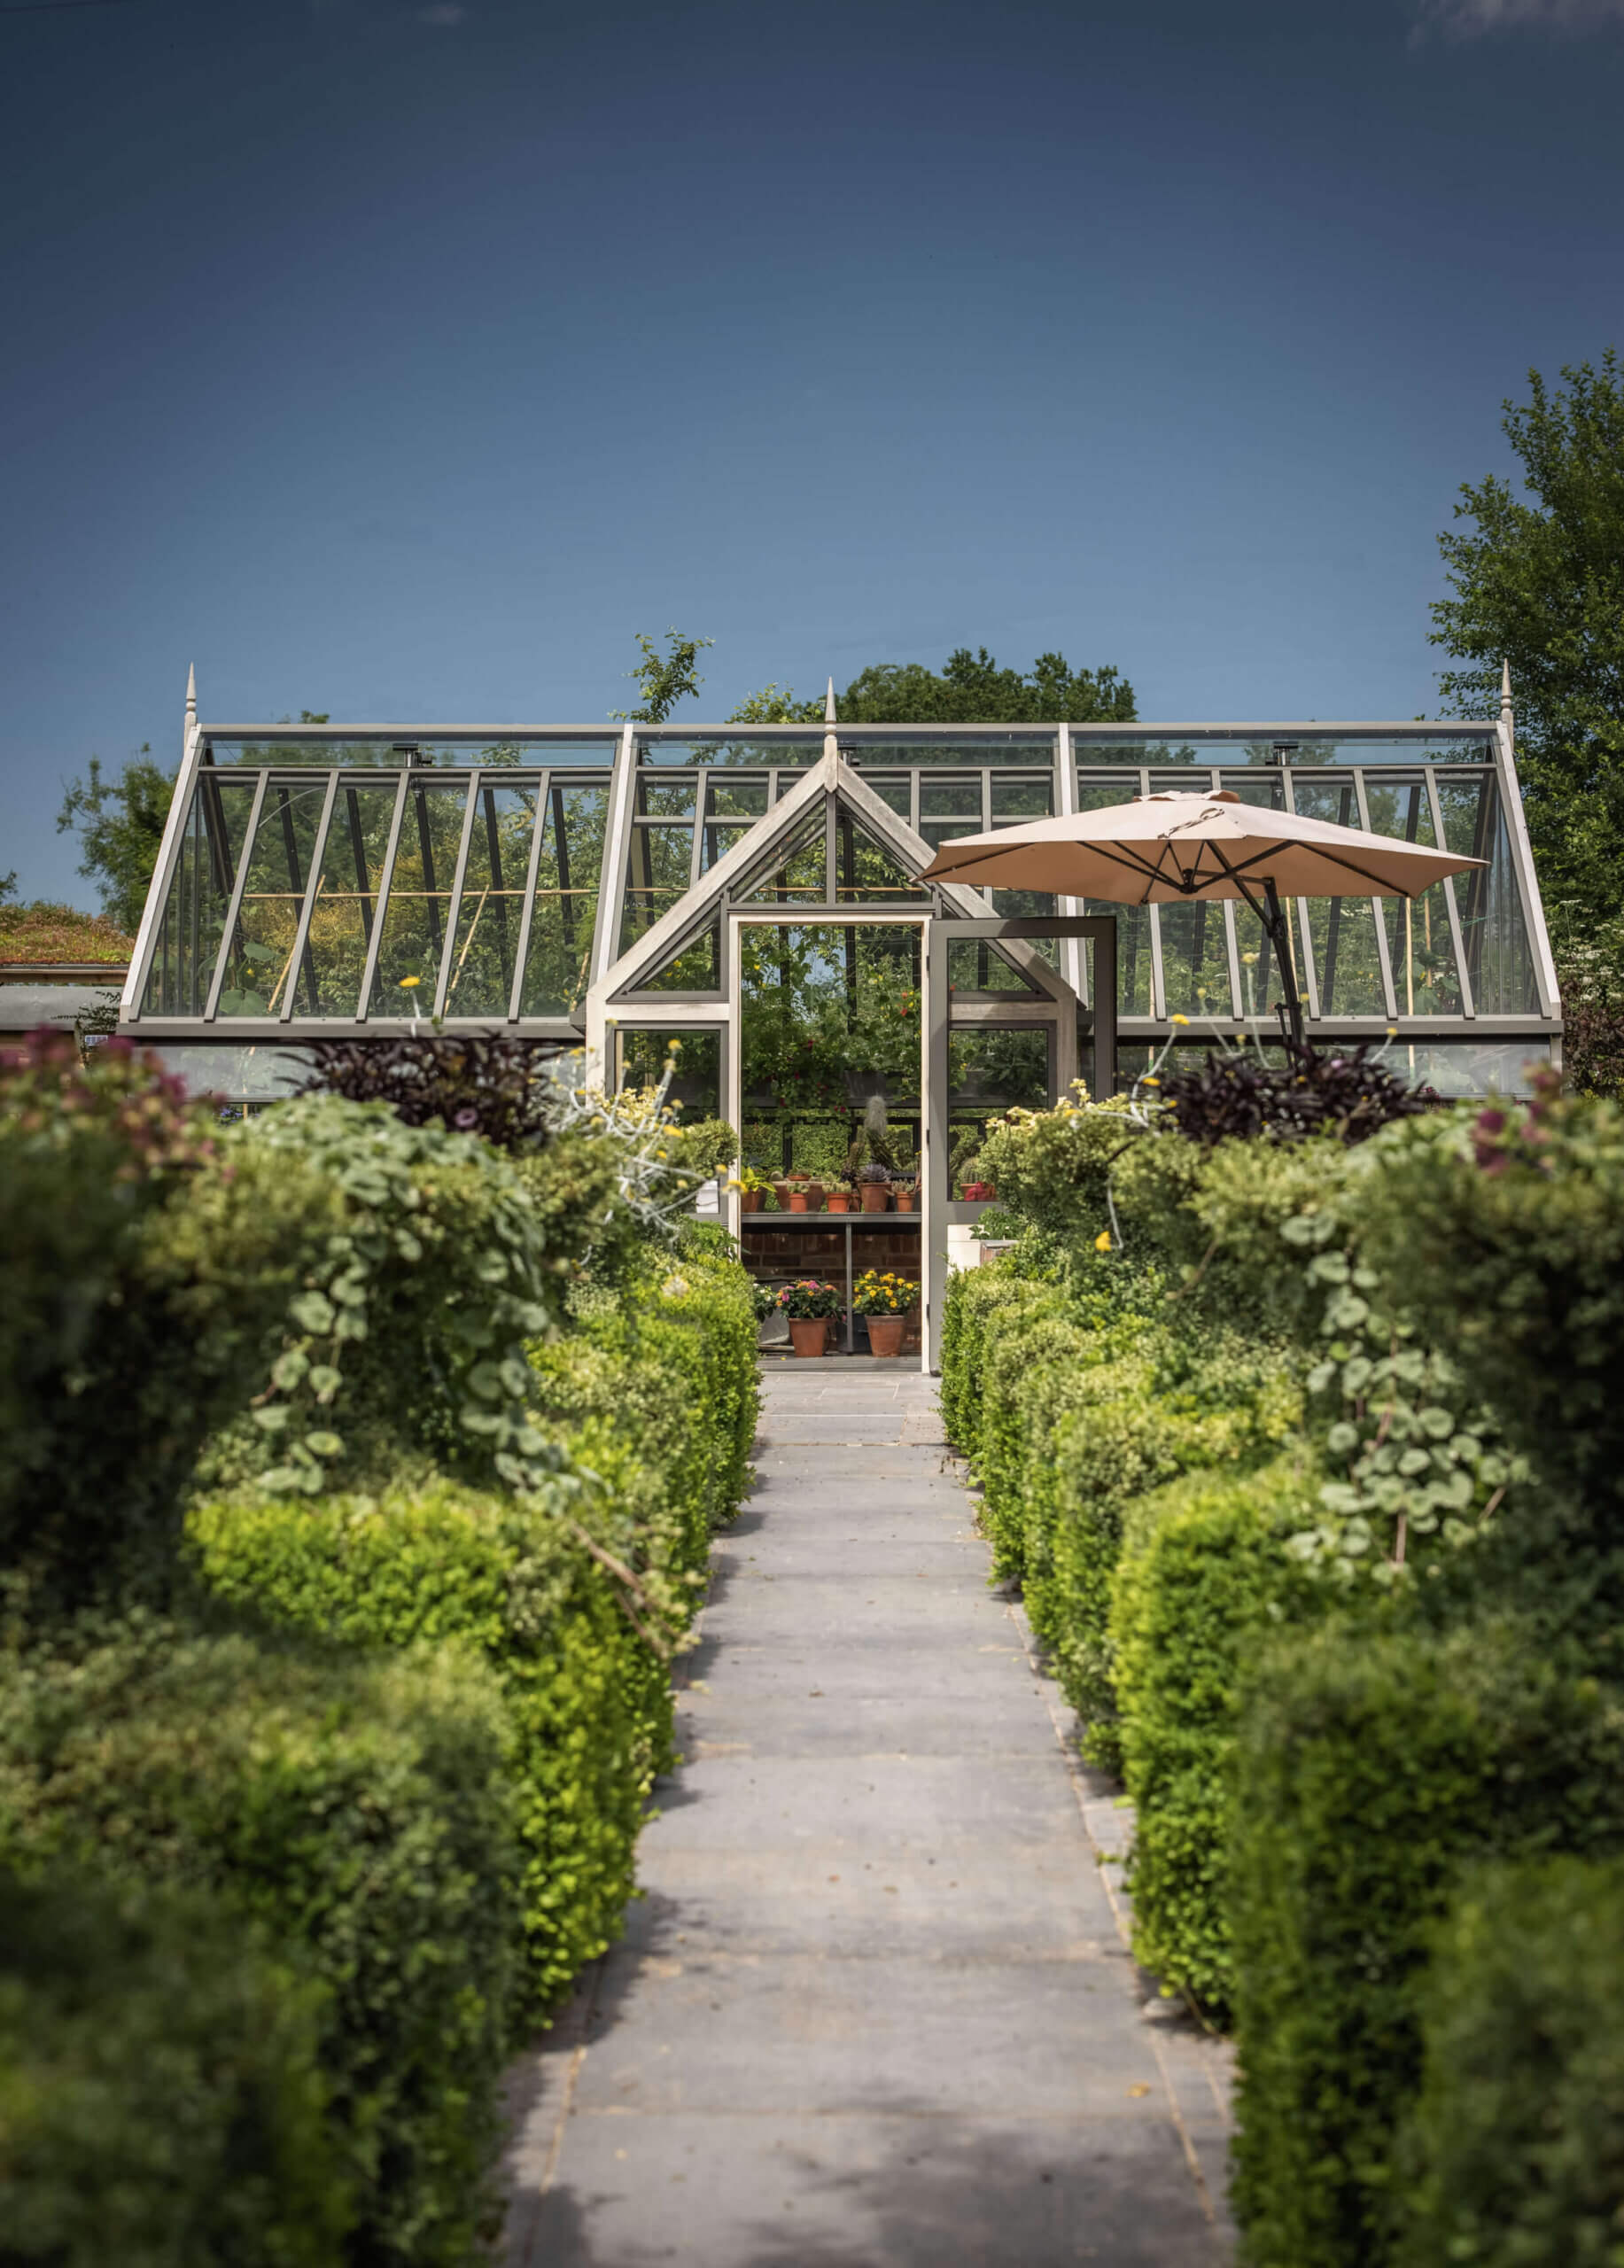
3, 0, 1621, 905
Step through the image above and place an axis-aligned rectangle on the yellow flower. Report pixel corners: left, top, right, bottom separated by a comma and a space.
399, 975, 422, 990
1170, 1014, 1189, 1025
1095, 1231, 1112, 1252
1142, 1076, 1160, 1087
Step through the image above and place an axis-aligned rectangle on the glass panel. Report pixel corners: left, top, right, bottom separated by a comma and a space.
1395, 1037, 1551, 1097
640, 917, 721, 993
1363, 776, 1463, 1016
366, 780, 467, 1014
442, 782, 540, 1018
140, 773, 260, 1018
738, 818, 828, 903
991, 777, 1053, 822
946, 939, 1042, 995
643, 736, 822, 768
1156, 899, 1229, 1020
948, 1028, 1050, 1111
148, 1040, 307, 1111
207, 737, 617, 768
835, 813, 929, 904
862, 777, 912, 818
920, 780, 983, 823
638, 778, 696, 818
704, 776, 770, 820
1434, 773, 1538, 1015
517, 784, 607, 1016
700, 821, 754, 874
207, 777, 330, 1020
299, 779, 399, 1016
617, 1028, 721, 1121
620, 822, 695, 954
1073, 734, 1494, 769
1287, 778, 1389, 1018
843, 737, 1053, 768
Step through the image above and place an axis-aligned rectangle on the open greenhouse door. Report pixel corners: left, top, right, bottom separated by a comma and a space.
921, 915, 1118, 1373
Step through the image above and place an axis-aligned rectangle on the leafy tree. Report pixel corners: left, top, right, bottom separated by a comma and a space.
1430, 352, 1624, 941
728, 646, 1137, 726
55, 748, 175, 935
612, 628, 714, 723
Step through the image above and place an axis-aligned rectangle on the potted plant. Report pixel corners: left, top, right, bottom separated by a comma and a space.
784, 1169, 826, 1213
731, 1164, 774, 1214
852, 1268, 913, 1358
826, 1177, 856, 1215
858, 1161, 890, 1214
892, 1177, 919, 1214
777, 1278, 842, 1357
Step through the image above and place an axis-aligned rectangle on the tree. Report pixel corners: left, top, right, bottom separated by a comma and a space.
727, 646, 1137, 726
612, 629, 714, 723
1431, 352, 1624, 938
55, 748, 175, 935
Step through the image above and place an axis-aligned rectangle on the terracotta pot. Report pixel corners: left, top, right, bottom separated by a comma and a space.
866, 1315, 907, 1358
773, 1180, 794, 1210
859, 1183, 889, 1214
789, 1317, 827, 1357
894, 1192, 917, 1213
739, 1189, 764, 1214
827, 1192, 853, 1214
789, 1191, 820, 1213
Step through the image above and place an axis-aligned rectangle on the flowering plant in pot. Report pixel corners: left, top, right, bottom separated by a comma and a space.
852, 1268, 914, 1357
858, 1161, 890, 1214
826, 1177, 857, 1215
731, 1164, 775, 1213
776, 1278, 843, 1357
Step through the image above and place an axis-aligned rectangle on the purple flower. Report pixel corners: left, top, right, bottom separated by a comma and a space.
454, 1107, 479, 1130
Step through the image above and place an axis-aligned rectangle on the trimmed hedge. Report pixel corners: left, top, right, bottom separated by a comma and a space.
1227, 1619, 1624, 2268
1398, 1855, 1624, 2268
0, 1866, 348, 2268
190, 1479, 653, 2014
1111, 1450, 1329, 2018
0, 1619, 522, 2268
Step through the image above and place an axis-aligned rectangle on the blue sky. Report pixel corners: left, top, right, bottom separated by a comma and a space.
3, 0, 1621, 905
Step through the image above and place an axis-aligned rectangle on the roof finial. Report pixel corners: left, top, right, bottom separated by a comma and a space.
1500, 657, 1512, 718
184, 662, 198, 752
825, 676, 837, 725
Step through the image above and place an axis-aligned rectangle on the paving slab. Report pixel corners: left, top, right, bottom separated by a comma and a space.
501, 1367, 1233, 2265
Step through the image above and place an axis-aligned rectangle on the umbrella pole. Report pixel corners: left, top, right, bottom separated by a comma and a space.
1263, 878, 1305, 1050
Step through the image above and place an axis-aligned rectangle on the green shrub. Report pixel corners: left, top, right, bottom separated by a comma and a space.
1228, 1619, 1624, 2268
0, 1618, 522, 2268
189, 1478, 656, 2013
0, 1036, 331, 1612
1111, 1451, 1329, 2017
1354, 1087, 1624, 1511
940, 1265, 1031, 1466
1044, 1334, 1302, 1766
1397, 1854, 1624, 2268
206, 1093, 581, 1500
977, 1092, 1143, 1237
0, 1866, 349, 2268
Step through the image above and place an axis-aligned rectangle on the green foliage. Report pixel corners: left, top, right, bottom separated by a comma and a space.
188, 1479, 652, 2013
1431, 351, 1624, 936
613, 627, 713, 723
0, 897, 133, 966
1111, 1453, 1329, 2018
0, 1866, 348, 2268
210, 1094, 572, 1498
0, 1618, 523, 2268
54, 746, 174, 934
976, 1091, 1145, 1238
1353, 1083, 1624, 1516
0, 1037, 331, 1612
1398, 1854, 1624, 2268
835, 646, 1137, 724
1228, 1619, 1624, 2268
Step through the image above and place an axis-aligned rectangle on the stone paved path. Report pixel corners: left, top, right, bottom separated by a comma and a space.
501, 1369, 1234, 2265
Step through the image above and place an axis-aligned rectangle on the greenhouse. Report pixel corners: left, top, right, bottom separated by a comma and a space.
120, 681, 1561, 1368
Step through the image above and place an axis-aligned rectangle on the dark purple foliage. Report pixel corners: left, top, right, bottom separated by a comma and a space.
1157, 1041, 1438, 1149
295, 1033, 564, 1153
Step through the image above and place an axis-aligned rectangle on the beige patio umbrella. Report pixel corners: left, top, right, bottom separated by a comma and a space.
916, 788, 1487, 1046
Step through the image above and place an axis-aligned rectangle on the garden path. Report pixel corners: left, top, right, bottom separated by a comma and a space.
501, 1367, 1233, 2265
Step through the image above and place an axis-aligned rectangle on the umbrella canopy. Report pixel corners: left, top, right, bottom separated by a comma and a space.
916, 788, 1487, 1048
914, 788, 1484, 904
